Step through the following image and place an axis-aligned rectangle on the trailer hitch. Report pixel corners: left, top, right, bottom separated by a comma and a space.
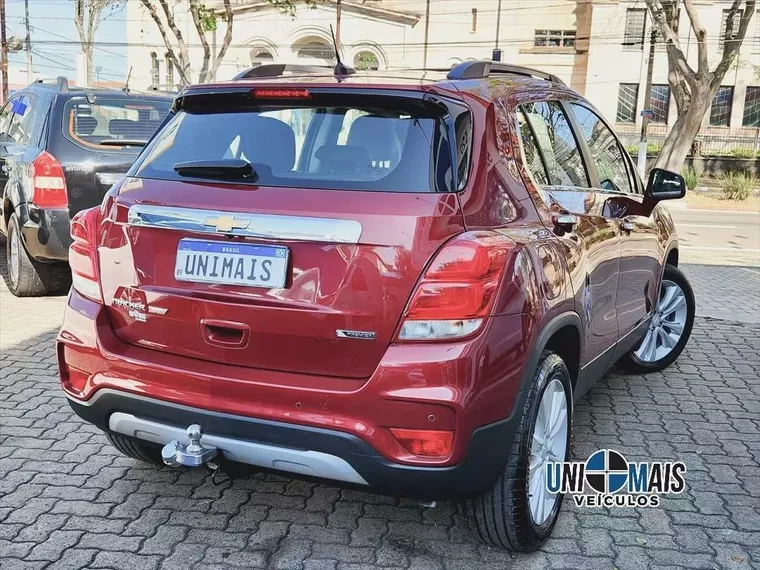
161, 424, 218, 467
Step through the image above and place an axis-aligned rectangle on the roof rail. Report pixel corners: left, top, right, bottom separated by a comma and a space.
33, 76, 69, 93
233, 64, 341, 80
446, 60, 565, 85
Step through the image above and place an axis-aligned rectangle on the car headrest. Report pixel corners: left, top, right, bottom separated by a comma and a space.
315, 144, 372, 174
108, 119, 153, 139
238, 116, 295, 174
347, 116, 406, 165
74, 116, 98, 136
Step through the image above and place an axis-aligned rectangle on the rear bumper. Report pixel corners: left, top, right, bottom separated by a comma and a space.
21, 206, 71, 262
58, 289, 534, 500
67, 389, 517, 500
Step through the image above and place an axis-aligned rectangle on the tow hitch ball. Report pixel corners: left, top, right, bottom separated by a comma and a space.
162, 424, 218, 467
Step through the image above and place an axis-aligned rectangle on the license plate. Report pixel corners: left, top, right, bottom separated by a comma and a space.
174, 239, 289, 288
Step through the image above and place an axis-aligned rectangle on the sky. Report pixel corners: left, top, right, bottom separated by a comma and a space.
5, 0, 128, 83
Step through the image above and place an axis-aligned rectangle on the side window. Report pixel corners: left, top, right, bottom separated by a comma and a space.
570, 103, 636, 194
520, 101, 589, 188
516, 109, 550, 185
5, 95, 37, 146
0, 101, 14, 138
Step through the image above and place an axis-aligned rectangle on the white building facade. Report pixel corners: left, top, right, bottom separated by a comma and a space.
126, 0, 760, 147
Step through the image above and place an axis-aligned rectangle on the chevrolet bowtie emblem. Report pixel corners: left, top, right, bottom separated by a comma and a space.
204, 215, 249, 233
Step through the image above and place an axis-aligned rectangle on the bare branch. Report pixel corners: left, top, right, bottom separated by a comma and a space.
645, 1, 696, 89
682, 0, 709, 75
209, 0, 234, 81
188, 0, 211, 82
138, 0, 189, 84
712, 0, 756, 90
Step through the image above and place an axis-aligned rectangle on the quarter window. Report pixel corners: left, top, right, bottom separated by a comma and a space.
517, 110, 550, 185
520, 101, 589, 188
571, 104, 635, 194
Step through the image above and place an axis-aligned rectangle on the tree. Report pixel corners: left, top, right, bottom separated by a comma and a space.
645, 0, 756, 171
73, 0, 123, 85
139, 0, 320, 85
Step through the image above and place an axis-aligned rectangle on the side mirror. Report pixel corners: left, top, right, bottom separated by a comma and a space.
646, 168, 686, 201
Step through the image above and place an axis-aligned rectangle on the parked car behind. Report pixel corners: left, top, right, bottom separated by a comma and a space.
0, 77, 172, 296
58, 61, 695, 552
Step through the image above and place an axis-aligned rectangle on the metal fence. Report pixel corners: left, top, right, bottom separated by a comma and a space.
617, 125, 760, 157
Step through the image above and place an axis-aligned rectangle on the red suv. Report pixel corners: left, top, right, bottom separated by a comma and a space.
58, 61, 695, 551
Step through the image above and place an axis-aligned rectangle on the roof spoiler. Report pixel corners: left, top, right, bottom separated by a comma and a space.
233, 62, 356, 80
33, 76, 69, 93
446, 60, 565, 85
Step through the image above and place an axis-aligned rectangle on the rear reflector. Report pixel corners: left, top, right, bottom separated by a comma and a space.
390, 429, 454, 458
252, 88, 311, 99
30, 151, 68, 208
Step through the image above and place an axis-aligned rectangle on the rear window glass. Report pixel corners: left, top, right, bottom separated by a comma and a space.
132, 102, 444, 192
64, 97, 171, 149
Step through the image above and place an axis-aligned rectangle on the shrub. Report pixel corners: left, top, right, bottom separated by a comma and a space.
681, 166, 700, 191
731, 148, 755, 159
717, 171, 759, 201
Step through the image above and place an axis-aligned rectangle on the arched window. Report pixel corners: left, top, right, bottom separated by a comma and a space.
250, 48, 274, 67
354, 51, 379, 71
150, 52, 160, 87
296, 41, 333, 61
165, 54, 174, 87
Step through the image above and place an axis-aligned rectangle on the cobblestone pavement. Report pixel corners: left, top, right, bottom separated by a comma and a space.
1, 256, 759, 570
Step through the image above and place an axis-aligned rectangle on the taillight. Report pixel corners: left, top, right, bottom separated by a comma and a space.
390, 428, 454, 458
30, 151, 68, 208
398, 232, 515, 341
69, 207, 102, 303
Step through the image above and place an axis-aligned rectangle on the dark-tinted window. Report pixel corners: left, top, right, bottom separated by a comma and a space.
64, 97, 171, 149
710, 86, 734, 127
571, 104, 635, 194
617, 83, 639, 123
134, 103, 445, 193
520, 101, 589, 188
2, 95, 37, 146
743, 87, 760, 127
650, 85, 670, 124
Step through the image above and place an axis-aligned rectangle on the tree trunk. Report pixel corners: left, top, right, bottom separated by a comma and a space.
654, 88, 711, 172
85, 46, 94, 85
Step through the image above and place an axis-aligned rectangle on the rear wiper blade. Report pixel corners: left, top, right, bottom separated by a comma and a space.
98, 139, 148, 147
173, 159, 256, 180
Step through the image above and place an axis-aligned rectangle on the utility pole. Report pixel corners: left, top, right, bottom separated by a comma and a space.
335, 0, 342, 50
637, 27, 656, 177
1, 0, 8, 102
495, 0, 503, 50
24, 0, 32, 84
422, 0, 430, 68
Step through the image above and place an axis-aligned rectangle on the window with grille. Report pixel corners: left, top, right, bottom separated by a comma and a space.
617, 84, 639, 123
534, 30, 576, 48
743, 87, 760, 127
719, 9, 742, 51
710, 86, 734, 126
150, 52, 160, 88
650, 85, 670, 124
623, 9, 647, 50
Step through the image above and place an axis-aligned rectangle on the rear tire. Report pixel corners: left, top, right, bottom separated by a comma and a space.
468, 352, 572, 551
6, 214, 51, 297
105, 432, 163, 465
618, 264, 695, 373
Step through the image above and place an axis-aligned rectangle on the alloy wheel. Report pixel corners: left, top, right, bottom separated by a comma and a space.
634, 279, 688, 363
528, 377, 568, 525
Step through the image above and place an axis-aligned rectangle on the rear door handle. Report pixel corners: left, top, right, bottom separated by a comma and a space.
200, 319, 250, 349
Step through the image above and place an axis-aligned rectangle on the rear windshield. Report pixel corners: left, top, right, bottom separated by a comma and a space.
64, 97, 171, 149
132, 99, 448, 192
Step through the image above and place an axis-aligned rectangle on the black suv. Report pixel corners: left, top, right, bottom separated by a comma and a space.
0, 77, 171, 296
